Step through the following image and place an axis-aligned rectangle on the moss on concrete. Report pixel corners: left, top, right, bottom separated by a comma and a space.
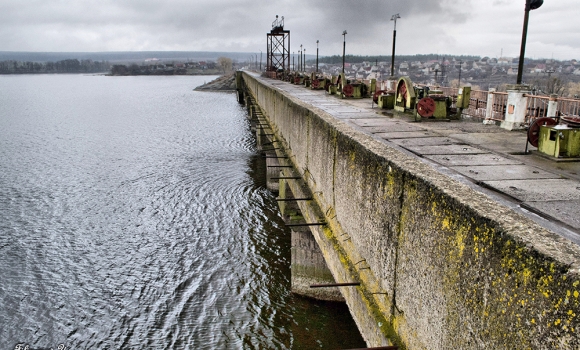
241, 71, 580, 349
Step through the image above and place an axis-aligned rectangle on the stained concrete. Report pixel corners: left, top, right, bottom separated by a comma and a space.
450, 164, 560, 181
240, 71, 580, 350
424, 153, 524, 166
523, 200, 580, 229
482, 178, 580, 201
403, 144, 489, 155
390, 137, 461, 147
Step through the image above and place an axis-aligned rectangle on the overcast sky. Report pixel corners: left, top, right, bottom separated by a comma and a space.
0, 0, 578, 60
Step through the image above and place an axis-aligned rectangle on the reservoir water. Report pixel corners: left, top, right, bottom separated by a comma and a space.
0, 74, 365, 349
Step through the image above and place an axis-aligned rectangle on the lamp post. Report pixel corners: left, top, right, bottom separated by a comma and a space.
303, 48, 306, 72
458, 61, 463, 87
517, 0, 543, 84
293, 52, 295, 71
260, 50, 262, 71
390, 13, 400, 77
300, 44, 303, 71
342, 30, 347, 74
316, 40, 319, 73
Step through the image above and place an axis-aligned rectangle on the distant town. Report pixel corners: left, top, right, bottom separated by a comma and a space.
1, 52, 579, 97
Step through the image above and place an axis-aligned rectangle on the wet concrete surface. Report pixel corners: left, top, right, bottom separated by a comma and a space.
264, 75, 580, 236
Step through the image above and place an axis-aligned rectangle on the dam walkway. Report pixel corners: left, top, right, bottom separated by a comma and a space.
250, 72, 580, 244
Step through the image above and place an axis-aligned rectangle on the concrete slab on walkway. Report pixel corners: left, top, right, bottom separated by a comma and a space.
375, 131, 439, 139
425, 154, 523, 166
324, 106, 368, 113
447, 133, 529, 154
391, 137, 462, 147
450, 165, 560, 181
331, 112, 380, 120
404, 144, 488, 155
351, 118, 401, 127
523, 200, 580, 229
361, 124, 425, 133
482, 179, 580, 201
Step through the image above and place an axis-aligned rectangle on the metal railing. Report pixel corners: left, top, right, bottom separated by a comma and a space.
524, 94, 550, 126
557, 97, 580, 117
488, 92, 508, 121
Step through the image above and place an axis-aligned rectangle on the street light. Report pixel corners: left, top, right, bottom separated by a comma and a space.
390, 13, 400, 77
260, 50, 262, 71
342, 30, 347, 74
300, 44, 303, 71
303, 48, 306, 72
316, 40, 319, 73
458, 60, 463, 87
517, 0, 543, 84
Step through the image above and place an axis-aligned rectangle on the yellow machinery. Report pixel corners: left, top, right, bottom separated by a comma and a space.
394, 77, 416, 112
529, 116, 580, 159
338, 73, 371, 99
310, 73, 327, 90
326, 75, 338, 95
538, 125, 580, 158
395, 76, 470, 119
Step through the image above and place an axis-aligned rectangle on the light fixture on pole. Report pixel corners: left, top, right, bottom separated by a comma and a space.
316, 40, 319, 73
458, 60, 463, 87
300, 44, 303, 71
303, 48, 306, 72
390, 13, 400, 77
342, 30, 347, 74
516, 0, 543, 84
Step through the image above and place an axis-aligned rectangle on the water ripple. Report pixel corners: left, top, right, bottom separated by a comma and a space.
0, 75, 364, 349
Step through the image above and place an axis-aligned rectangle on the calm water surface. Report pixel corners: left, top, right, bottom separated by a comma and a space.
0, 75, 365, 349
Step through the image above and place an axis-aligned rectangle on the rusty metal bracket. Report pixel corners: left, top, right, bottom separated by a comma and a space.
286, 222, 326, 227
310, 282, 360, 288
275, 198, 312, 201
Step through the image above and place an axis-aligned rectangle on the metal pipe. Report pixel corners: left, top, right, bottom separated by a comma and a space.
310, 282, 360, 288
390, 14, 400, 77
342, 30, 347, 74
316, 40, 319, 73
517, 1, 530, 84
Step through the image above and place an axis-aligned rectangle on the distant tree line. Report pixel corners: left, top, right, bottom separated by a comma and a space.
0, 59, 111, 74
317, 54, 481, 65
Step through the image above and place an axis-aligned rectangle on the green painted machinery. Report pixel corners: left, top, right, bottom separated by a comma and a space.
538, 124, 580, 158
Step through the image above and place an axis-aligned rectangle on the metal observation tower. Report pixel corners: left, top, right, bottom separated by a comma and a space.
266, 15, 290, 73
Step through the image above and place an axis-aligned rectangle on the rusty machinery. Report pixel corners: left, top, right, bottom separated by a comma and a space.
394, 77, 416, 112
335, 73, 374, 99
310, 72, 328, 90
266, 16, 290, 75
394, 76, 471, 119
326, 75, 339, 95
291, 73, 304, 85
374, 88, 396, 109
528, 116, 580, 159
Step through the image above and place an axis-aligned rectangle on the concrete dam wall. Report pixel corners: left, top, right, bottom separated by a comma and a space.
239, 71, 580, 349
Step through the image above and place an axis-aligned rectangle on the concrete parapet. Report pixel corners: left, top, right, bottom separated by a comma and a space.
241, 72, 580, 349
